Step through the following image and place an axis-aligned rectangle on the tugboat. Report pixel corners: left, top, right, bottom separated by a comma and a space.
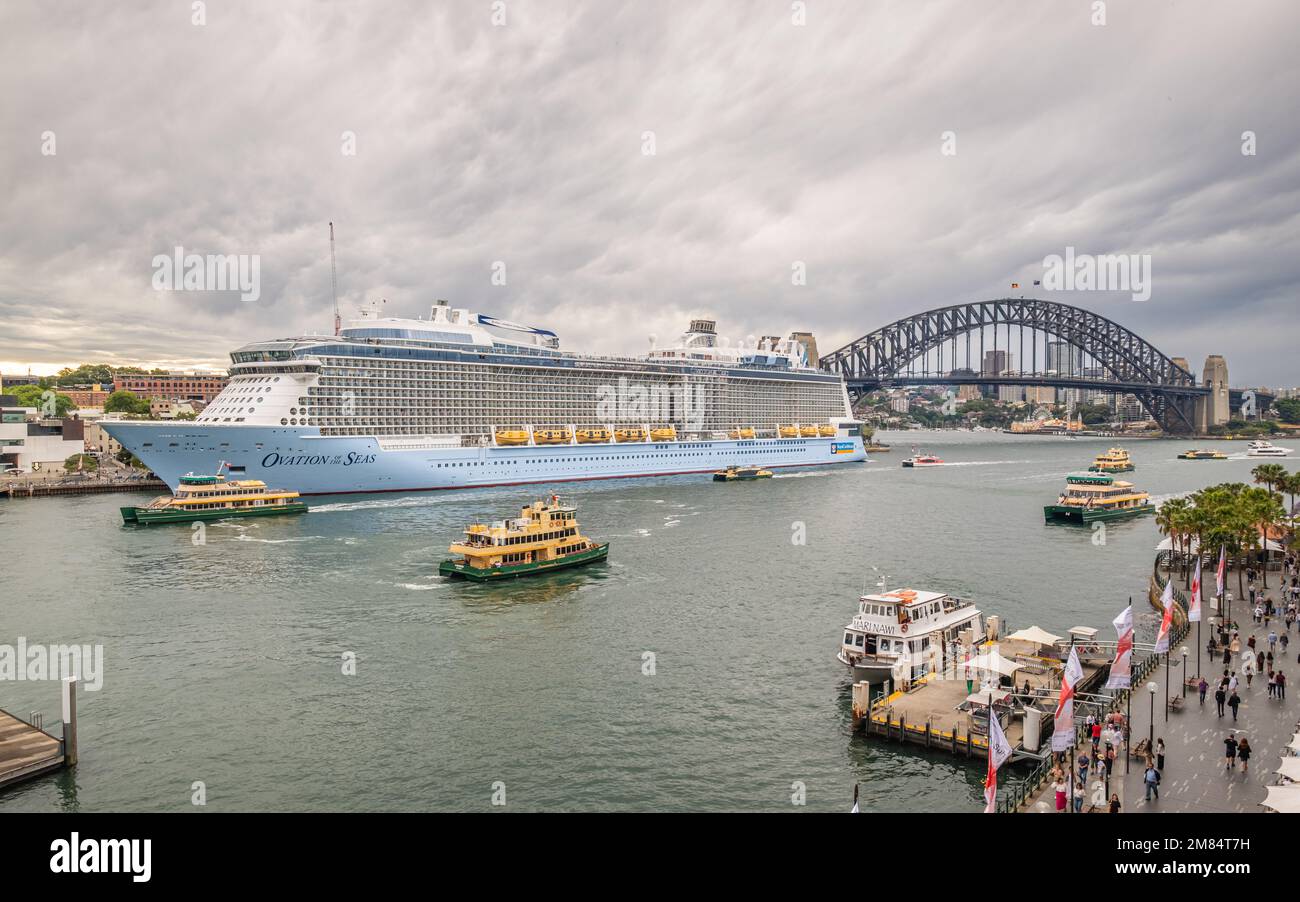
1247, 440, 1293, 458
712, 465, 773, 481
1088, 447, 1134, 473
120, 466, 306, 525
1177, 449, 1227, 460
837, 587, 983, 683
901, 452, 944, 467
1043, 473, 1153, 524
438, 496, 609, 580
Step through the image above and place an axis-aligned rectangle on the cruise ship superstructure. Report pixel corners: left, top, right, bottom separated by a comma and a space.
104, 301, 866, 494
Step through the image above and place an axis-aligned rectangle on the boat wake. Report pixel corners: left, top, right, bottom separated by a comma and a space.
235, 534, 328, 544
309, 494, 461, 513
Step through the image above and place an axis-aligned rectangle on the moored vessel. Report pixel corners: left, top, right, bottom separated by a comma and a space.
438, 496, 609, 580
1088, 447, 1134, 472
120, 470, 307, 525
837, 588, 983, 683
1043, 472, 1152, 524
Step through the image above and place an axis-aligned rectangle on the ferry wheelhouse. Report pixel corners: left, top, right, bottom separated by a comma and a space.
837, 588, 983, 682
1043, 473, 1152, 524
438, 496, 608, 580
1088, 448, 1133, 473
120, 471, 306, 525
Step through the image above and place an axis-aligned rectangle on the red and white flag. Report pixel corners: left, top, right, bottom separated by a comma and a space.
1105, 605, 1133, 689
983, 706, 1013, 812
1215, 544, 1227, 598
1154, 578, 1174, 653
1051, 646, 1084, 752
1189, 556, 1202, 623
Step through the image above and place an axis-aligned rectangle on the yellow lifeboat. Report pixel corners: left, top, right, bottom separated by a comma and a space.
728, 427, 756, 440
650, 426, 677, 442
778, 425, 798, 438
818, 424, 836, 437
575, 428, 612, 444
533, 428, 571, 445
614, 427, 646, 443
799, 425, 819, 438
495, 430, 529, 446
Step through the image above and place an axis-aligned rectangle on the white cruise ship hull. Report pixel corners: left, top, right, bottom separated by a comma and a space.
104, 423, 866, 494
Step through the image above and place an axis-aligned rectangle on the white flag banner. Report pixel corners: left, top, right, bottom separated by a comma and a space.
1189, 557, 1202, 623
1154, 578, 1174, 653
983, 707, 1013, 813
1215, 544, 1227, 598
1051, 646, 1084, 752
1105, 606, 1134, 689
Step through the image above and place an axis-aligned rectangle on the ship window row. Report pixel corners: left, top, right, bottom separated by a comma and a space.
499, 528, 576, 545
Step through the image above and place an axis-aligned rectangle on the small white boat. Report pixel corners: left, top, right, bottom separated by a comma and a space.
1247, 440, 1292, 457
837, 587, 982, 683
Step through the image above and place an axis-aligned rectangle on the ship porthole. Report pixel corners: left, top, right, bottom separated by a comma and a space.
280, 418, 288, 425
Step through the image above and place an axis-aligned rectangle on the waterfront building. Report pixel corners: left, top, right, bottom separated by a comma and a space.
83, 420, 124, 457
0, 403, 87, 472
113, 372, 227, 402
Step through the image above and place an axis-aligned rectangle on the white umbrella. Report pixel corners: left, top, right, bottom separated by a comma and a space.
965, 649, 1025, 677
1261, 785, 1300, 813
1276, 758, 1300, 782
1286, 735, 1300, 754
1005, 626, 1063, 646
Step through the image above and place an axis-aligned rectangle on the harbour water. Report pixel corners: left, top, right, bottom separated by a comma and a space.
0, 432, 1273, 812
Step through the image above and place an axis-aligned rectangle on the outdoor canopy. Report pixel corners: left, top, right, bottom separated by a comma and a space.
1261, 785, 1300, 813
1276, 758, 1300, 783
964, 649, 1025, 677
1004, 626, 1063, 646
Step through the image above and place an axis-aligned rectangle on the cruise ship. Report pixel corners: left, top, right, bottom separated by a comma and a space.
104, 301, 866, 494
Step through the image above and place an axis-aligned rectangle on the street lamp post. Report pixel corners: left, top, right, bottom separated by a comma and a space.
1146, 681, 1157, 752
1181, 647, 1189, 697
1164, 649, 1170, 723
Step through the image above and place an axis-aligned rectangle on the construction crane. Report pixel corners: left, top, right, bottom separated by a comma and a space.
329, 221, 340, 336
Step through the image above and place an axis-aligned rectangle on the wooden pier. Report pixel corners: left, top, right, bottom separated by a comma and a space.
852, 649, 1108, 762
0, 709, 65, 790
0, 679, 79, 792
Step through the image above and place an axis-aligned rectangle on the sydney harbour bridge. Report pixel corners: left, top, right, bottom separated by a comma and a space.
817, 298, 1263, 434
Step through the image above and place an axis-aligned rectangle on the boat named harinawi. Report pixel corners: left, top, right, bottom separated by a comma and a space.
1177, 449, 1227, 460
712, 465, 773, 481
1088, 447, 1133, 472
1043, 472, 1153, 524
101, 303, 867, 494
438, 496, 609, 580
837, 588, 982, 683
120, 470, 307, 525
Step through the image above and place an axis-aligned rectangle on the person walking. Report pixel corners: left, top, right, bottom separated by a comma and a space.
1229, 672, 1239, 694
1198, 677, 1209, 706
1108, 793, 1122, 813
1143, 762, 1161, 802
1228, 689, 1241, 721
1156, 738, 1166, 771
1091, 719, 1102, 754
1224, 734, 1238, 771
1278, 670, 1287, 700
1238, 737, 1252, 773
1053, 778, 1067, 813
1073, 781, 1085, 813
1215, 683, 1227, 717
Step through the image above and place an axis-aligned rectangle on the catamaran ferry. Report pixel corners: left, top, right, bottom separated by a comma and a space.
104, 301, 866, 494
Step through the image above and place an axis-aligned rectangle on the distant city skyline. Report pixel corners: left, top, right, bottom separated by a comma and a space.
2, 2, 1297, 384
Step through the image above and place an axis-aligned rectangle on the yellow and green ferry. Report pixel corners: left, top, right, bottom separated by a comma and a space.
712, 465, 773, 481
1088, 447, 1134, 473
121, 471, 307, 525
1043, 473, 1153, 524
438, 496, 609, 580
1177, 449, 1227, 460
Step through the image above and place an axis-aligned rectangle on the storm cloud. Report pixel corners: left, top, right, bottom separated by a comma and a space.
1, 0, 1297, 385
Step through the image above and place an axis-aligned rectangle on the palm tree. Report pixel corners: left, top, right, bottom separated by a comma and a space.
1252, 463, 1288, 504
1243, 486, 1285, 589
1156, 497, 1188, 577
1280, 470, 1300, 523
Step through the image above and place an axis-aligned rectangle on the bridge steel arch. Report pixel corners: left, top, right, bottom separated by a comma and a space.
820, 298, 1202, 432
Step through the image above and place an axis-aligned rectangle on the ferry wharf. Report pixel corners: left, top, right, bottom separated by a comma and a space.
0, 679, 80, 793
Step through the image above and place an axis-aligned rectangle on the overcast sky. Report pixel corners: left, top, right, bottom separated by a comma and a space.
1, 0, 1297, 386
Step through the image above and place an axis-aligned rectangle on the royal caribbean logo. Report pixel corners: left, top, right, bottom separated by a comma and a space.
831, 442, 855, 455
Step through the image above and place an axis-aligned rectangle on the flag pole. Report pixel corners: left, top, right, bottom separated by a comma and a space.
1125, 597, 1131, 775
